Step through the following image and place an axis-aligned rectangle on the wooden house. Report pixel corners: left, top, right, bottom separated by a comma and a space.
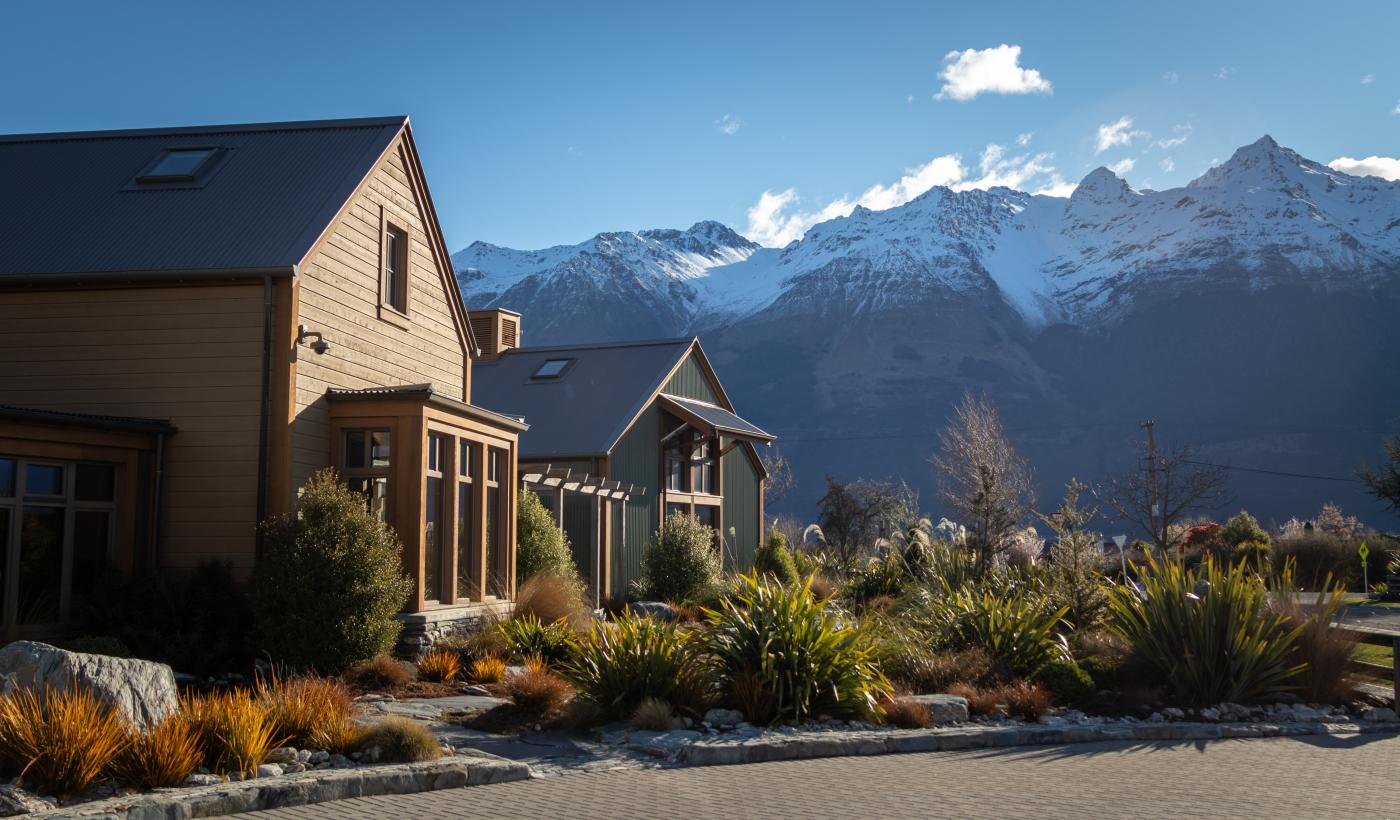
468, 311, 774, 602
0, 116, 524, 645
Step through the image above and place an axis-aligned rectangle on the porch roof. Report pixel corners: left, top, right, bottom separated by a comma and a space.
657, 394, 775, 444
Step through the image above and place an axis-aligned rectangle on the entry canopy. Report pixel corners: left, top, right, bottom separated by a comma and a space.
658, 394, 776, 444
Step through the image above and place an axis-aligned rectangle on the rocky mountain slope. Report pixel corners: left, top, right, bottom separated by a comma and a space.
455, 137, 1400, 528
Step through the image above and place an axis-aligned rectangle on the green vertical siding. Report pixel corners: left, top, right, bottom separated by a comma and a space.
563, 493, 594, 585
722, 442, 762, 571
610, 404, 660, 590
663, 355, 720, 403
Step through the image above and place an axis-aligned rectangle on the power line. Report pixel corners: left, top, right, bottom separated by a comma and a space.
1182, 459, 1365, 485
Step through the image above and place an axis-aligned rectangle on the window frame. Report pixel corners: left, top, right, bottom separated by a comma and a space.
529, 358, 576, 381
379, 209, 411, 323
341, 429, 392, 525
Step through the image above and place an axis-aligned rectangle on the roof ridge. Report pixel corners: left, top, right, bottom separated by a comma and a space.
499, 337, 696, 355
0, 115, 409, 145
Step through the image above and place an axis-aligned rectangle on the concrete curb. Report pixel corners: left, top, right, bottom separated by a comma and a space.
676, 720, 1400, 766
44, 755, 531, 819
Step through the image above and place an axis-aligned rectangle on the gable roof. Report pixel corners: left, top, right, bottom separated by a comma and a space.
470, 338, 698, 458
658, 394, 775, 442
0, 116, 407, 283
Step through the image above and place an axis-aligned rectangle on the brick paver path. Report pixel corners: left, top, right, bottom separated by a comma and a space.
241, 734, 1400, 819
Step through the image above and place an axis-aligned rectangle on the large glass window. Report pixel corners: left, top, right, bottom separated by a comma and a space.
343, 430, 391, 523
456, 440, 477, 601
1, 458, 115, 629
485, 448, 504, 597
424, 434, 447, 602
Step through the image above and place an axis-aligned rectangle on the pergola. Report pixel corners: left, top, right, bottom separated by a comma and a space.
521, 464, 644, 605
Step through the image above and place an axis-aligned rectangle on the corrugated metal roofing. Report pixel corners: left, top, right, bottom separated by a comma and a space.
659, 394, 775, 442
326, 383, 529, 431
0, 404, 176, 434
470, 339, 697, 458
0, 116, 405, 279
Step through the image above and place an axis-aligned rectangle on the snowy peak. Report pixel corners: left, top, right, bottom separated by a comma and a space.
1069, 167, 1137, 205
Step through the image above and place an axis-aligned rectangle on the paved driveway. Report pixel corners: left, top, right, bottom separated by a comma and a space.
241, 734, 1400, 819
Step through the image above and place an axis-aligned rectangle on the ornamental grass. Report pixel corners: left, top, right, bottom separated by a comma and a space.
0, 683, 129, 795
256, 672, 360, 754
417, 648, 462, 683
561, 610, 712, 720
182, 689, 285, 776
112, 712, 203, 790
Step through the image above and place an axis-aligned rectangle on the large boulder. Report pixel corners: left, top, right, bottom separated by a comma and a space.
0, 641, 178, 727
899, 694, 970, 725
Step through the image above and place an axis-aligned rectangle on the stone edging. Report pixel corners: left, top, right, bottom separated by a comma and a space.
41, 755, 530, 819
673, 720, 1400, 766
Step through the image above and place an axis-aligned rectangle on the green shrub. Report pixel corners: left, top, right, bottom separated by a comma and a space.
357, 716, 442, 763
75, 560, 252, 676
846, 554, 909, 605
1222, 510, 1271, 549
497, 614, 576, 667
561, 611, 711, 719
516, 488, 581, 586
253, 469, 413, 673
1032, 658, 1095, 704
1105, 553, 1303, 705
902, 584, 1068, 676
1232, 540, 1271, 572
753, 530, 800, 586
1077, 655, 1121, 691
702, 573, 890, 724
635, 512, 722, 603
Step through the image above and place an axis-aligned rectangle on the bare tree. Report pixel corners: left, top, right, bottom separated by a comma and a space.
1100, 428, 1229, 554
759, 445, 796, 506
812, 477, 917, 573
1359, 434, 1400, 514
929, 392, 1036, 577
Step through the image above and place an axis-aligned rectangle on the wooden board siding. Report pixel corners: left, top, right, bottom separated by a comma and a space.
722, 443, 762, 571
291, 135, 468, 498
663, 354, 720, 403
0, 283, 266, 573
610, 404, 660, 590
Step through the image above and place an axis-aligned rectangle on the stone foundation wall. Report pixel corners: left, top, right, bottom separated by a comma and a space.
395, 600, 514, 658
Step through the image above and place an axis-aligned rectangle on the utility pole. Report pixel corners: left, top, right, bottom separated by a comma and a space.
1141, 420, 1161, 551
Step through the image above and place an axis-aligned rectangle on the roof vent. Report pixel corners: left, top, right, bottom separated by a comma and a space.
468, 309, 521, 360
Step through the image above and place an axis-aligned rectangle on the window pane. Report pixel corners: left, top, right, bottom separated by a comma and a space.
347, 477, 389, 522
428, 434, 446, 473
531, 359, 571, 379
459, 440, 474, 479
371, 431, 391, 467
695, 505, 718, 529
19, 506, 63, 624
486, 486, 502, 596
71, 510, 110, 599
0, 508, 7, 625
424, 476, 443, 601
75, 464, 115, 502
145, 148, 213, 178
0, 459, 14, 497
25, 464, 64, 496
456, 483, 476, 600
666, 502, 690, 519
344, 431, 366, 470
487, 449, 499, 483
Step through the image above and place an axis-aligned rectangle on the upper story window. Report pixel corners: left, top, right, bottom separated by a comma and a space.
383, 225, 408, 315
531, 359, 573, 380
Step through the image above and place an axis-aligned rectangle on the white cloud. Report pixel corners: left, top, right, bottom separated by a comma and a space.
1215, 66, 1235, 80
1095, 116, 1147, 154
743, 141, 1063, 246
1327, 155, 1400, 181
1361, 74, 1375, 84
1154, 123, 1192, 149
1394, 99, 1400, 115
716, 114, 741, 135
1033, 176, 1077, 197
1107, 157, 1136, 175
1159, 157, 1175, 173
1163, 70, 1179, 84
935, 44, 1052, 102
906, 94, 915, 104
1016, 131, 1034, 146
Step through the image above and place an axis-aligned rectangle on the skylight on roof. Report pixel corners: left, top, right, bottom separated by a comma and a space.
138, 148, 216, 182
531, 359, 573, 380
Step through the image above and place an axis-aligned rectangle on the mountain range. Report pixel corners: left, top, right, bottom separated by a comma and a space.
454, 136, 1400, 530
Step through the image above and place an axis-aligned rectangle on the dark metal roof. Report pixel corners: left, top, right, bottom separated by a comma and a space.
470, 339, 697, 458
0, 116, 406, 281
0, 404, 176, 434
658, 394, 775, 443
326, 384, 529, 432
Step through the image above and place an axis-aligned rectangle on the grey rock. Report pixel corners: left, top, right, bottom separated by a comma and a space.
1290, 704, 1326, 721
0, 784, 49, 816
295, 749, 313, 763
309, 751, 331, 764
265, 747, 298, 764
256, 763, 283, 778
1364, 707, 1398, 722
330, 754, 355, 769
1198, 707, 1221, 722
363, 745, 383, 764
703, 708, 744, 727
183, 773, 222, 787
899, 694, 970, 724
0, 640, 177, 727
1162, 707, 1185, 720
626, 601, 677, 621
282, 762, 307, 774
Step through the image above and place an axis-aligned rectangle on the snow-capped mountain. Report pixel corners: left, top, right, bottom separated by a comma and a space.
453, 137, 1400, 529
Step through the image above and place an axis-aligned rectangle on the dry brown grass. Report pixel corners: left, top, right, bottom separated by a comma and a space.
357, 716, 443, 763
880, 698, 930, 729
946, 680, 1049, 720
417, 649, 462, 683
630, 697, 674, 730
112, 712, 202, 790
808, 576, 837, 601
342, 655, 416, 692
515, 572, 591, 630
1275, 580, 1358, 704
0, 683, 130, 795
503, 658, 573, 714
947, 682, 998, 716
470, 656, 507, 684
183, 689, 286, 776
257, 673, 359, 753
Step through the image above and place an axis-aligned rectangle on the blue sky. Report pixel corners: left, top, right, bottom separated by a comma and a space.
4, 0, 1398, 250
